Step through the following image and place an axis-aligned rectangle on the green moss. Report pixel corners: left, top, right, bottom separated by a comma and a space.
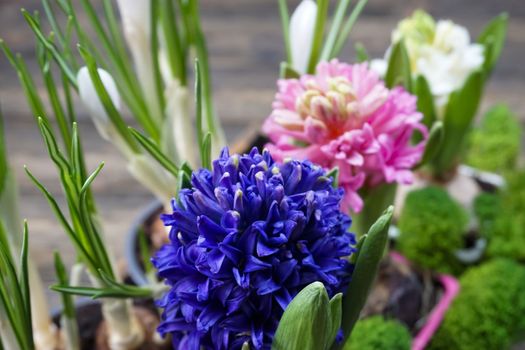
397, 186, 467, 273
466, 104, 521, 173
430, 259, 525, 350
473, 192, 501, 237
344, 316, 411, 350
487, 171, 525, 261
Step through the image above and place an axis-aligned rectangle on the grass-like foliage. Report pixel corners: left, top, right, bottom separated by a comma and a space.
344, 316, 411, 350
430, 259, 525, 350
397, 186, 467, 273
466, 104, 521, 173
0, 222, 33, 350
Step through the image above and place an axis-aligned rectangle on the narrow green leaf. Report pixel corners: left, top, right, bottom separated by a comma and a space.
78, 45, 140, 153
430, 70, 484, 177
337, 206, 393, 349
202, 132, 212, 170
320, 0, 352, 61
413, 75, 436, 134
278, 0, 291, 64
194, 60, 205, 164
306, 0, 329, 73
327, 293, 343, 347
160, 0, 186, 84
187, 1, 217, 138
21, 9, 77, 87
150, 0, 166, 116
478, 13, 508, 74
19, 221, 33, 347
51, 284, 152, 300
331, 0, 368, 58
415, 121, 443, 169
24, 166, 98, 270
354, 42, 369, 63
53, 252, 76, 318
129, 127, 179, 178
0, 107, 7, 194
326, 167, 339, 189
385, 40, 412, 91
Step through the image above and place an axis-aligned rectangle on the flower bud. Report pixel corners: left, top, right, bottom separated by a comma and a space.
290, 0, 317, 74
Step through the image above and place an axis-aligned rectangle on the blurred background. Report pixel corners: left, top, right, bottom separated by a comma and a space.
0, 0, 523, 309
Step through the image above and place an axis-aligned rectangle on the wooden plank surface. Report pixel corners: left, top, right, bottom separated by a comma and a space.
1, 0, 524, 310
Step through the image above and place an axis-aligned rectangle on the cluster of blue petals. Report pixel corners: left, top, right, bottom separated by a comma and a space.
153, 148, 356, 349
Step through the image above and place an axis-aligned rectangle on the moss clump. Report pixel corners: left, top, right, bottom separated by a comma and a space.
487, 171, 525, 261
473, 192, 501, 236
466, 104, 521, 173
345, 316, 411, 350
430, 259, 525, 350
397, 186, 467, 273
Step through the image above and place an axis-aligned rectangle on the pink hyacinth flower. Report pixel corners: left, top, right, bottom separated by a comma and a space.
263, 60, 428, 212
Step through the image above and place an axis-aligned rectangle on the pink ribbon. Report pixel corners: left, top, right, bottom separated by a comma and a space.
389, 252, 460, 350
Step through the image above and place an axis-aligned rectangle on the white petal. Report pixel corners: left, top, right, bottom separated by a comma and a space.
77, 66, 120, 126
290, 0, 317, 74
77, 67, 134, 158
369, 59, 388, 77
116, 0, 150, 38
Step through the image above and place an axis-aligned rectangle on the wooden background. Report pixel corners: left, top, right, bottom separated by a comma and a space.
1, 0, 524, 310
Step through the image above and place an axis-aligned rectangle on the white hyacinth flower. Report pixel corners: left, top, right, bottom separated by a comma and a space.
371, 11, 484, 111
290, 0, 317, 74
417, 20, 484, 98
77, 67, 135, 160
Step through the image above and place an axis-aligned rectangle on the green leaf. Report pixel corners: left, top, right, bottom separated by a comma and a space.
327, 293, 343, 346
51, 283, 152, 300
0, 107, 7, 195
279, 62, 300, 79
478, 13, 508, 74
354, 42, 369, 63
326, 167, 339, 189
78, 45, 140, 154
128, 127, 179, 178
320, 0, 352, 61
278, 0, 291, 64
19, 221, 32, 342
430, 70, 484, 177
331, 0, 368, 59
306, 0, 329, 73
202, 132, 212, 170
21, 9, 77, 87
413, 75, 436, 132
160, 0, 186, 84
337, 206, 393, 349
415, 121, 443, 169
272, 282, 333, 350
384, 40, 412, 91
53, 252, 76, 319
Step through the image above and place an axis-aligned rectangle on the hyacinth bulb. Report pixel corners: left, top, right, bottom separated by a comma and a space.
153, 147, 356, 349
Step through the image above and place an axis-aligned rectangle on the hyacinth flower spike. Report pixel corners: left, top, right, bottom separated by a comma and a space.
370, 10, 508, 179
264, 60, 427, 234
153, 147, 358, 349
